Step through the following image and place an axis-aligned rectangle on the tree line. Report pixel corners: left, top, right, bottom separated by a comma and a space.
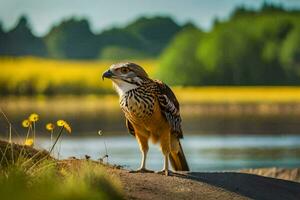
1, 3, 300, 86
0, 16, 185, 59
157, 3, 300, 85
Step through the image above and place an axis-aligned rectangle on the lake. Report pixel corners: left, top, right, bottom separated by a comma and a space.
36, 134, 300, 171
2, 96, 300, 135
1, 96, 300, 171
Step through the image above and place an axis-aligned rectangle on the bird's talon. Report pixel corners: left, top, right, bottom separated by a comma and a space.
156, 170, 172, 176
129, 168, 154, 173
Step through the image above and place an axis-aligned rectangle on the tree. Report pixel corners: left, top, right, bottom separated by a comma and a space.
156, 27, 203, 85
197, 24, 268, 85
45, 19, 98, 59
280, 26, 300, 83
99, 45, 148, 60
125, 16, 182, 55
1, 15, 46, 56
158, 4, 300, 86
0, 22, 6, 54
97, 28, 144, 55
1, 15, 186, 59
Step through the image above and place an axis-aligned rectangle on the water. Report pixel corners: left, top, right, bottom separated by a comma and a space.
2, 97, 300, 171
36, 134, 300, 171
2, 97, 300, 135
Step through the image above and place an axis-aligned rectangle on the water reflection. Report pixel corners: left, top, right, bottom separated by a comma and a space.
1, 97, 300, 135
35, 135, 300, 171
1, 97, 300, 171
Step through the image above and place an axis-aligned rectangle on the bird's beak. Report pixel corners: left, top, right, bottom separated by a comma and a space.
102, 69, 114, 80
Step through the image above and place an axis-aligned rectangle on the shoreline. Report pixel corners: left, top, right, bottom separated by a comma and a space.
0, 140, 299, 200
240, 167, 300, 183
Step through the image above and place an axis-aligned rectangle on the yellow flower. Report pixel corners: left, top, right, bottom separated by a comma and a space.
64, 123, 72, 134
57, 120, 66, 127
56, 120, 71, 134
29, 113, 39, 122
24, 138, 34, 146
46, 123, 55, 131
22, 119, 31, 128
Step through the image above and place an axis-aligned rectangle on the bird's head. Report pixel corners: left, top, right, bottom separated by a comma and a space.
102, 62, 149, 96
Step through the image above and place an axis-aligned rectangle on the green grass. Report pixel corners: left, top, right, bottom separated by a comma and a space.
0, 141, 123, 200
0, 108, 123, 200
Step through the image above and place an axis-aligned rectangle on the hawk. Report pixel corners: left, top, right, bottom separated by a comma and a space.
102, 62, 189, 175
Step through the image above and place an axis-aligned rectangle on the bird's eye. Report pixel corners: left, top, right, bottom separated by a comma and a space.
120, 67, 129, 74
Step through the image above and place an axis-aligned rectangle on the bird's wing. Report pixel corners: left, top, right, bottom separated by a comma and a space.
125, 118, 135, 136
154, 80, 183, 138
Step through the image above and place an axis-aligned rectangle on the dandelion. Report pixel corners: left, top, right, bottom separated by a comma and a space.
46, 123, 55, 131
22, 118, 32, 145
46, 123, 55, 145
57, 120, 66, 127
29, 113, 39, 146
49, 120, 72, 155
22, 119, 31, 128
29, 113, 39, 122
24, 138, 34, 146
57, 120, 71, 133
64, 123, 72, 134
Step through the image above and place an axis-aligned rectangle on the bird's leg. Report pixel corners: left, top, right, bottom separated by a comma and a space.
140, 149, 147, 169
156, 154, 171, 176
130, 149, 153, 173
156, 153, 173, 176
156, 131, 172, 176
129, 134, 154, 173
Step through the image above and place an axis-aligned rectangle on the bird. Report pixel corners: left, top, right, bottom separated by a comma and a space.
102, 62, 189, 175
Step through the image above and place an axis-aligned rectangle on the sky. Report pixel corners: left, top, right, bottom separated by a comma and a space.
0, 0, 300, 36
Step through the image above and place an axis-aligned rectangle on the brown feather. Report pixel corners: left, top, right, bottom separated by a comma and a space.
154, 80, 183, 138
169, 140, 189, 171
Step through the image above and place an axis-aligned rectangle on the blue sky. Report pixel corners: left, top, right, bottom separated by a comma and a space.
0, 0, 299, 36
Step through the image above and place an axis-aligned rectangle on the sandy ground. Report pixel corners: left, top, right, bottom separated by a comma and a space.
106, 167, 300, 200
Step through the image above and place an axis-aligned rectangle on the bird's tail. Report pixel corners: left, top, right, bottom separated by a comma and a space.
169, 139, 189, 171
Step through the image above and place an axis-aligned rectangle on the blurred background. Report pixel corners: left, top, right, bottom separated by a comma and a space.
1, 0, 300, 171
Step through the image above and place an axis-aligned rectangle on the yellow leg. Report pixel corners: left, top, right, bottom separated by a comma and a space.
157, 130, 171, 176
130, 133, 153, 173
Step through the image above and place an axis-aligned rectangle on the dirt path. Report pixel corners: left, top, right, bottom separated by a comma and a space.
107, 168, 300, 200
108, 168, 247, 200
